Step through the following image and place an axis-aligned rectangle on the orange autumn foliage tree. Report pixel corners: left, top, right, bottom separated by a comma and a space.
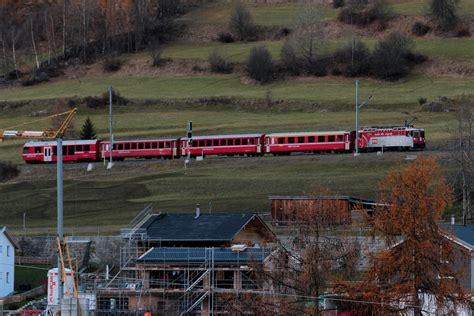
337, 157, 469, 315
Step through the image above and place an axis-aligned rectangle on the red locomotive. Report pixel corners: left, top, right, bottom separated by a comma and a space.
21, 126, 425, 163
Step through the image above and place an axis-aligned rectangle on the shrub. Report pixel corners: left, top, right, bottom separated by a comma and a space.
85, 89, 129, 108
455, 26, 471, 37
208, 49, 234, 73
338, 0, 392, 26
334, 39, 371, 76
333, 0, 345, 8
229, 1, 257, 41
418, 97, 428, 105
371, 32, 415, 80
430, 0, 459, 31
404, 52, 427, 65
412, 22, 431, 36
103, 57, 123, 72
151, 48, 164, 67
217, 32, 235, 43
280, 40, 302, 75
0, 161, 19, 182
247, 46, 273, 83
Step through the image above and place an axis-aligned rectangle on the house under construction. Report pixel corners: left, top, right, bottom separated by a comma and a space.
95, 205, 276, 315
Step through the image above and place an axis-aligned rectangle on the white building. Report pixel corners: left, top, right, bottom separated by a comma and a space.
0, 226, 17, 297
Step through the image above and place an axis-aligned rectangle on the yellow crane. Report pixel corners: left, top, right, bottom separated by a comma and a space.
0, 108, 77, 141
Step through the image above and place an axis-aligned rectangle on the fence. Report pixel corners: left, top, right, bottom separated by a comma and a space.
0, 286, 46, 306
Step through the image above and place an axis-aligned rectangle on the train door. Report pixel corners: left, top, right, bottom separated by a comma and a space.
345, 134, 350, 150
265, 137, 271, 153
172, 141, 177, 158
43, 147, 52, 162
257, 137, 261, 154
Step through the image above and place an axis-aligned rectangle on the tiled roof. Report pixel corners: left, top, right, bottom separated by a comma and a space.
138, 247, 271, 264
140, 213, 258, 241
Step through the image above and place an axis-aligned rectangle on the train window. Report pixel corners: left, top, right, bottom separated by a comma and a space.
278, 138, 285, 144
249, 138, 255, 145
84, 145, 90, 151
139, 143, 144, 149
228, 139, 234, 145
308, 136, 315, 143
242, 139, 248, 145
213, 139, 219, 146
75, 145, 82, 152
206, 140, 212, 146
235, 139, 241, 145
53, 147, 57, 155
337, 135, 343, 142
165, 142, 170, 148
318, 136, 325, 142
192, 141, 197, 147
298, 137, 305, 143
199, 140, 204, 147
125, 144, 130, 150
68, 146, 75, 156
328, 135, 335, 142
35, 147, 41, 153
62, 146, 68, 155
288, 137, 295, 144
152, 142, 158, 149
145, 143, 151, 149
132, 143, 137, 150
118, 144, 124, 150
221, 139, 227, 146
24, 147, 30, 154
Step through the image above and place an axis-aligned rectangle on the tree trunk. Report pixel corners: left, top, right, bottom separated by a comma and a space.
62, 0, 67, 58
30, 18, 40, 69
82, 0, 87, 63
45, 11, 51, 64
1, 37, 8, 75
11, 30, 18, 79
50, 14, 57, 57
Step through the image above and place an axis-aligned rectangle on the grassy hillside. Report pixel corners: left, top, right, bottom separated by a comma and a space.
0, 0, 471, 232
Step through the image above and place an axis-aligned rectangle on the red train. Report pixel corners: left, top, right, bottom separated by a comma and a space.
22, 126, 425, 163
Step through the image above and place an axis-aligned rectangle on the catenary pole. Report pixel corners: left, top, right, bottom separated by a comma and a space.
355, 80, 360, 156
57, 137, 64, 305
109, 86, 113, 168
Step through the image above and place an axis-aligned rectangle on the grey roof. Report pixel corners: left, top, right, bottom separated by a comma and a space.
441, 224, 474, 248
138, 247, 271, 264
140, 213, 258, 241
0, 226, 19, 249
182, 134, 263, 140
25, 139, 98, 146
266, 131, 351, 137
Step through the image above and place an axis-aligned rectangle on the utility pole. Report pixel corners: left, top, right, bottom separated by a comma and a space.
185, 121, 192, 169
355, 80, 360, 156
354, 80, 372, 156
108, 86, 113, 169
57, 137, 64, 306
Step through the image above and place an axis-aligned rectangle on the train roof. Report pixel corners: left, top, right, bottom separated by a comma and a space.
267, 131, 351, 137
101, 138, 177, 143
24, 139, 98, 146
183, 134, 263, 140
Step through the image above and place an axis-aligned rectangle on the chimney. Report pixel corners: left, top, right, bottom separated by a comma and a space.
195, 203, 200, 218
451, 215, 455, 225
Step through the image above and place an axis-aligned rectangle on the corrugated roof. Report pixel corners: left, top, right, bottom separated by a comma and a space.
25, 140, 98, 146
138, 247, 271, 264
266, 131, 351, 137
182, 134, 263, 140
441, 224, 474, 248
140, 213, 257, 241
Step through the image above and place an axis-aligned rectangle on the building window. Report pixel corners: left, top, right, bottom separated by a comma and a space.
6, 272, 10, 283
7, 245, 10, 256
0, 245, 3, 254
0, 272, 2, 281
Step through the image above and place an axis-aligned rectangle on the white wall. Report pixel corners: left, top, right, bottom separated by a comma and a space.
0, 229, 15, 297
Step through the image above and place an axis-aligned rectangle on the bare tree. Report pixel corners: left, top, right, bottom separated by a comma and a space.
452, 97, 473, 224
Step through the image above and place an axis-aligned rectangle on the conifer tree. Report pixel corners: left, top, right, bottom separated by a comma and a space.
80, 117, 97, 140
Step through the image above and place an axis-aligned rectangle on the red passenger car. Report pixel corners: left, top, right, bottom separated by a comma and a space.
101, 139, 179, 161
265, 131, 353, 155
180, 134, 264, 157
22, 140, 100, 163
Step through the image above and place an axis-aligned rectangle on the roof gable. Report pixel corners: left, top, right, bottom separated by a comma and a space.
141, 213, 260, 241
0, 226, 19, 249
440, 224, 474, 250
